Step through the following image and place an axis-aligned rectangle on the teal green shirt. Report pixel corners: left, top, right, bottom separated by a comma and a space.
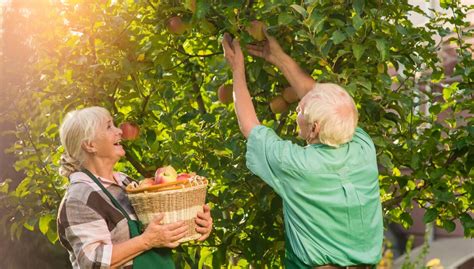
246, 125, 383, 267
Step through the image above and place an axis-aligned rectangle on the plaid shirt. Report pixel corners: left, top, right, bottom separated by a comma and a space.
57, 171, 136, 269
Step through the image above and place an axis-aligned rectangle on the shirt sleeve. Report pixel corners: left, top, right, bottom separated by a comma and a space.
246, 125, 299, 196
61, 197, 113, 268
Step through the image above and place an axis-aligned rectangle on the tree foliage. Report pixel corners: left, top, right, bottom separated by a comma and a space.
0, 0, 472, 267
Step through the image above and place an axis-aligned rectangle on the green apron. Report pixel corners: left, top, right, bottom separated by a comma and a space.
82, 169, 175, 269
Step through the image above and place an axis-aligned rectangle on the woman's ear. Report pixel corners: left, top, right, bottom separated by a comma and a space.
81, 140, 97, 154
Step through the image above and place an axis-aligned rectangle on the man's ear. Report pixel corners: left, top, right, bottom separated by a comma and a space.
309, 122, 319, 140
81, 140, 97, 154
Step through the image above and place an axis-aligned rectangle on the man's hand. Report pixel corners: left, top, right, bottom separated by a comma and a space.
248, 30, 315, 98
247, 30, 287, 67
222, 33, 245, 73
195, 204, 213, 241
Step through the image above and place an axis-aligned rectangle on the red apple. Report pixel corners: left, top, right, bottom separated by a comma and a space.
246, 20, 266, 41
282, 87, 299, 104
138, 178, 155, 188
167, 16, 188, 35
154, 165, 178, 184
120, 122, 140, 140
176, 172, 195, 181
217, 84, 233, 104
270, 96, 289, 114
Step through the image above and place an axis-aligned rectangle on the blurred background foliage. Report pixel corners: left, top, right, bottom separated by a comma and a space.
0, 0, 472, 268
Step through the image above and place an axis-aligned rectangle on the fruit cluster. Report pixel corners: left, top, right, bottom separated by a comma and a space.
131, 165, 195, 189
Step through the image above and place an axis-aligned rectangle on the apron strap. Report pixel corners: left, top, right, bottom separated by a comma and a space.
81, 168, 132, 221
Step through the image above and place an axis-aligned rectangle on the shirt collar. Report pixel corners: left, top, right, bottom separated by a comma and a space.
69, 171, 128, 188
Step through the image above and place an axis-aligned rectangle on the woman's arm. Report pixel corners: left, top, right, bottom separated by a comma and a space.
222, 33, 260, 138
59, 197, 188, 268
111, 213, 188, 267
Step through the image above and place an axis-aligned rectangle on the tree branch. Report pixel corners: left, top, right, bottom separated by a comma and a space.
124, 147, 152, 177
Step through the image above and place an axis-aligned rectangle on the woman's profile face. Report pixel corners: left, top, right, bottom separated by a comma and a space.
90, 115, 125, 162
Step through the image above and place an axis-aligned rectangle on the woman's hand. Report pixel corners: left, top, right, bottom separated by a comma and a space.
195, 204, 213, 241
222, 33, 245, 73
246, 30, 286, 67
140, 213, 189, 249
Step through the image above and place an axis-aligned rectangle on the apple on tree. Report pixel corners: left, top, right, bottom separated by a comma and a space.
217, 84, 233, 104
120, 122, 140, 140
154, 165, 178, 184
282, 86, 299, 104
246, 20, 266, 41
270, 96, 289, 114
166, 16, 188, 35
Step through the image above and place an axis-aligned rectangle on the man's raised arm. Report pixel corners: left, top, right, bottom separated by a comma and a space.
247, 32, 315, 98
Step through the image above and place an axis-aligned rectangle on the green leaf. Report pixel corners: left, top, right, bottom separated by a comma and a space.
378, 153, 393, 169
291, 4, 307, 18
146, 129, 157, 147
375, 39, 388, 61
406, 180, 416, 190
331, 30, 346, 45
308, 11, 325, 33
352, 14, 364, 30
23, 220, 35, 231
278, 13, 294, 25
442, 82, 458, 101
429, 104, 441, 115
443, 220, 456, 232
39, 214, 54, 235
352, 44, 366, 60
460, 213, 474, 236
423, 208, 438, 223
400, 212, 413, 228
353, 0, 365, 16
357, 79, 372, 93
195, 0, 211, 19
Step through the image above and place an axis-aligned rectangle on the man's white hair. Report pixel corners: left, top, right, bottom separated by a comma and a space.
301, 83, 358, 147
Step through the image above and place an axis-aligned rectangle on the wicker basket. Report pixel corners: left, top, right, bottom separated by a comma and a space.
126, 175, 208, 243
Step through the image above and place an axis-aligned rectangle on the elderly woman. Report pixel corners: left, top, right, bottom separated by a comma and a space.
57, 106, 212, 268
222, 32, 383, 268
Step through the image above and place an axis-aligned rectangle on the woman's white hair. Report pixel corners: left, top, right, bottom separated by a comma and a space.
59, 106, 111, 177
301, 83, 358, 147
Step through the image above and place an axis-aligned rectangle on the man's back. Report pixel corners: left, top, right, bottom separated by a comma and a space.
246, 126, 383, 266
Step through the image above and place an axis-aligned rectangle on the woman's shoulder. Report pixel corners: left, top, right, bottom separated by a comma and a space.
113, 171, 135, 186
63, 172, 102, 201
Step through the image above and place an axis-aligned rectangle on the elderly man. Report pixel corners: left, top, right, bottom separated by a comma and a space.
222, 32, 383, 269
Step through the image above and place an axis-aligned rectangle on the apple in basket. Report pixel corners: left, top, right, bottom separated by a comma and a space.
138, 178, 154, 188
176, 172, 195, 181
154, 165, 178, 184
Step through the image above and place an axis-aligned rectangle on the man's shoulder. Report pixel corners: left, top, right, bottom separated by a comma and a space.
351, 127, 376, 149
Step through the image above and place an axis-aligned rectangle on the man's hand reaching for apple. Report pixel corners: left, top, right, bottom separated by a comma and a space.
195, 204, 213, 241
222, 33, 245, 73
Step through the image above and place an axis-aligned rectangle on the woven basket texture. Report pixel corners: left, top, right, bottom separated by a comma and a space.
128, 182, 207, 243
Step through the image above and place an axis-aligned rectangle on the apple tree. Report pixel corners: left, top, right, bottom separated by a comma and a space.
0, 0, 472, 267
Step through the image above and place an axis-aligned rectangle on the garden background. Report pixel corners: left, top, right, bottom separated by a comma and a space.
0, 0, 472, 268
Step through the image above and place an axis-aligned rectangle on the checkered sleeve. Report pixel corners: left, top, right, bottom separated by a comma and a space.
61, 197, 113, 268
